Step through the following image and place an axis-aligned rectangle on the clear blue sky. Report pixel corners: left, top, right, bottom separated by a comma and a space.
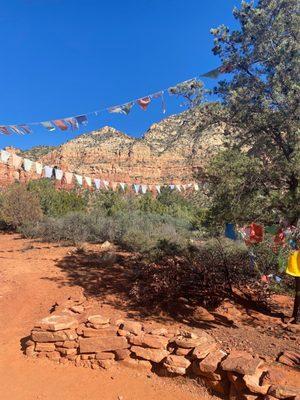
0, 0, 241, 150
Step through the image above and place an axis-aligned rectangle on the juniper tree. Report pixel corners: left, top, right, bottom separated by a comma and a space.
209, 0, 300, 322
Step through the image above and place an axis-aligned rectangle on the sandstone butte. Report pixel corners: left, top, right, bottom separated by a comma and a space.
0, 106, 227, 188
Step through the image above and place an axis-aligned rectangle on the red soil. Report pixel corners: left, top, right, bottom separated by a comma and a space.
0, 233, 214, 400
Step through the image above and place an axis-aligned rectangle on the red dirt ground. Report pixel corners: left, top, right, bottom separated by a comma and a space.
0, 233, 215, 400
0, 233, 298, 399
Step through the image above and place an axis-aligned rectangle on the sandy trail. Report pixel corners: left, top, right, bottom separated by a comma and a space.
0, 234, 212, 400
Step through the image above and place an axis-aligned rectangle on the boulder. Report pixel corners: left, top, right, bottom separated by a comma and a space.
35, 342, 56, 352
221, 350, 263, 375
198, 349, 227, 373
79, 336, 129, 353
148, 328, 168, 336
61, 340, 78, 349
130, 346, 169, 363
35, 315, 79, 331
120, 321, 143, 335
114, 349, 131, 360
87, 315, 110, 326
243, 369, 270, 395
175, 347, 191, 356
70, 305, 85, 314
95, 352, 115, 360
192, 306, 215, 322
268, 385, 300, 399
164, 355, 191, 369
192, 361, 223, 381
278, 350, 300, 368
173, 331, 214, 349
128, 334, 168, 349
192, 341, 218, 360
82, 327, 117, 337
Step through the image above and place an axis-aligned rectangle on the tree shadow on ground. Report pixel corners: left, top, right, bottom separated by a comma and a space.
41, 248, 286, 330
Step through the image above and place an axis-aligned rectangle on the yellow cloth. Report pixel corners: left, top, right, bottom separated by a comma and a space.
286, 251, 300, 277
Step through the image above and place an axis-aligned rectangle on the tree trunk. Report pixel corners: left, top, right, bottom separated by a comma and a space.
292, 277, 300, 323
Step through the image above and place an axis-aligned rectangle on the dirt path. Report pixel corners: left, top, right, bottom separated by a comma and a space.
0, 233, 213, 400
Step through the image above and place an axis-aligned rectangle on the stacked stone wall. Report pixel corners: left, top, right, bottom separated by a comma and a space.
24, 296, 300, 400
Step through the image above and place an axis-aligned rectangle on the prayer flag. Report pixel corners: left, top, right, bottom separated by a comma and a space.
102, 180, 109, 189
53, 119, 68, 131
35, 162, 43, 175
44, 165, 53, 178
19, 125, 32, 134
64, 172, 73, 184
9, 126, 23, 135
0, 126, 11, 135
41, 121, 56, 131
111, 181, 118, 191
200, 67, 221, 79
133, 184, 140, 194
194, 183, 199, 191
75, 115, 88, 126
225, 223, 238, 241
169, 184, 175, 190
94, 178, 101, 190
23, 158, 33, 172
0, 150, 10, 163
141, 184, 148, 194
65, 117, 79, 130
75, 174, 83, 186
12, 154, 22, 169
153, 91, 166, 114
155, 185, 161, 194
119, 182, 126, 191
85, 176, 92, 187
175, 184, 181, 192
54, 168, 64, 180
137, 97, 151, 110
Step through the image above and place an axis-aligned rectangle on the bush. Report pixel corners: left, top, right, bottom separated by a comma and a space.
27, 179, 87, 217
0, 184, 43, 228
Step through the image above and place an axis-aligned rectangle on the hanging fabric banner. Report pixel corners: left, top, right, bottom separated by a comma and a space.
119, 182, 126, 191
64, 172, 73, 184
0, 126, 11, 135
9, 126, 23, 135
0, 150, 11, 163
137, 97, 151, 110
75, 115, 88, 126
133, 184, 140, 194
75, 174, 83, 186
55, 168, 64, 180
102, 180, 109, 189
23, 158, 33, 172
19, 125, 32, 134
53, 120, 68, 131
12, 154, 22, 168
44, 165, 53, 178
141, 184, 148, 194
65, 117, 79, 131
85, 176, 92, 187
94, 178, 101, 190
41, 121, 56, 131
35, 162, 43, 175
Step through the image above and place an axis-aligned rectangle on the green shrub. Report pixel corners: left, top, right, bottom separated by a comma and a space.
27, 179, 87, 217
0, 183, 43, 229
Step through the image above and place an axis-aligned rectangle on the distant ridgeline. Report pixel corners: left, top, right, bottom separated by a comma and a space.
0, 106, 226, 190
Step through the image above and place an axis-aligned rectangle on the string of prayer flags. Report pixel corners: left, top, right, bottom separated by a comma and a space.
0, 126, 11, 135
